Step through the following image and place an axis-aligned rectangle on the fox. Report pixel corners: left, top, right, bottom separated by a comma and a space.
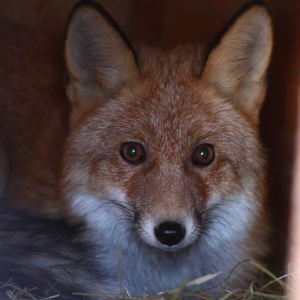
0, 0, 273, 298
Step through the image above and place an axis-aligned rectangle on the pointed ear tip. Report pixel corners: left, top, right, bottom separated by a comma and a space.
67, 0, 105, 28
242, 2, 272, 22
236, 2, 273, 40
70, 0, 100, 15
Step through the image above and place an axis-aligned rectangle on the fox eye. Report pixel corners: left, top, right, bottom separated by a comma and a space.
192, 144, 215, 167
120, 142, 146, 165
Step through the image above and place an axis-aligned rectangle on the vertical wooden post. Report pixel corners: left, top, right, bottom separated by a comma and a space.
288, 85, 300, 299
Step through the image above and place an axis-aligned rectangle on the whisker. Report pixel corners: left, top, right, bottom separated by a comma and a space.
196, 199, 241, 239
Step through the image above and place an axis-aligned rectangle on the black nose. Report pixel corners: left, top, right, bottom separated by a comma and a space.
154, 221, 186, 246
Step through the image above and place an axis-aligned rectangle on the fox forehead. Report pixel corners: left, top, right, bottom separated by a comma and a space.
81, 70, 253, 151
85, 45, 253, 130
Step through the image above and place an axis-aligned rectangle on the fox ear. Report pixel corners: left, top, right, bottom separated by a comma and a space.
65, 0, 138, 123
201, 3, 273, 123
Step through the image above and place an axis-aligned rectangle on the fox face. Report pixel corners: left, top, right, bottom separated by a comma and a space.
64, 57, 266, 251
61, 0, 272, 293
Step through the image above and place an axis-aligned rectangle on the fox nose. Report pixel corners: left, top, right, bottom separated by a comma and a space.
154, 221, 186, 246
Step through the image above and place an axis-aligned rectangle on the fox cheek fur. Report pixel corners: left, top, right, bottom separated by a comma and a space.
60, 0, 272, 294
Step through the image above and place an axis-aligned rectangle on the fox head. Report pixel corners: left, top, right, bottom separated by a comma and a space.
62, 0, 272, 253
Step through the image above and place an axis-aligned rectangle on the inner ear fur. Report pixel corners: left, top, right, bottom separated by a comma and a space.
201, 2, 273, 123
65, 0, 138, 123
